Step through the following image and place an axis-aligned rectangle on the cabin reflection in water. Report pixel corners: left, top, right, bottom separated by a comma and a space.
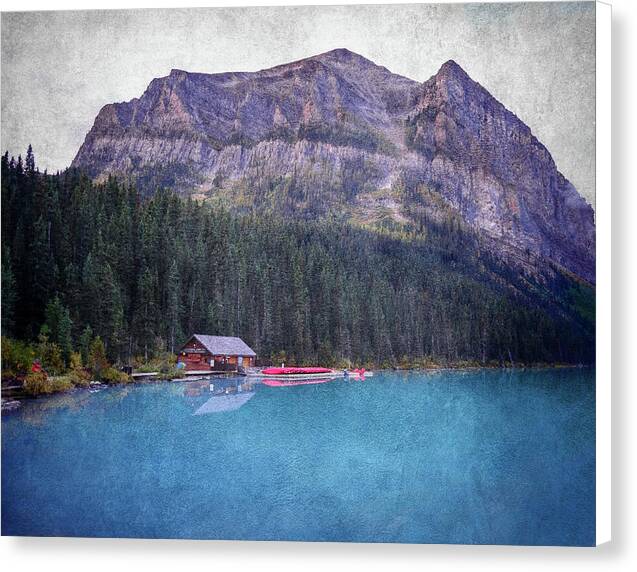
183, 378, 256, 415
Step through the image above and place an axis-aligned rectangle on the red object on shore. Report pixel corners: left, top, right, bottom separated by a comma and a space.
261, 367, 333, 375
31, 361, 42, 373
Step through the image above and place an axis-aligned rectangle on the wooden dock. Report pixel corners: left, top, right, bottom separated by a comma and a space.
130, 370, 235, 381
183, 370, 235, 376
131, 372, 159, 379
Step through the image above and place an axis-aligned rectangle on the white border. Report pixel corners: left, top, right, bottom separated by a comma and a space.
0, 0, 618, 563
595, 0, 612, 547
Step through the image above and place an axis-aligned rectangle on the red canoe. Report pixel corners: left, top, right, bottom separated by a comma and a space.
261, 367, 333, 375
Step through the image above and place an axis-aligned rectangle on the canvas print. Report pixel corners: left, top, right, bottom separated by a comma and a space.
1, 2, 596, 545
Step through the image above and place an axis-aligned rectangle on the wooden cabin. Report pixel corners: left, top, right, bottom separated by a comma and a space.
177, 334, 256, 372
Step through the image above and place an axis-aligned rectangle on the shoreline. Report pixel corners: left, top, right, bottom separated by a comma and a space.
1, 363, 595, 409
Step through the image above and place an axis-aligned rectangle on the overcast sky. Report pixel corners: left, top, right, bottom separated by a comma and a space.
1, 2, 595, 205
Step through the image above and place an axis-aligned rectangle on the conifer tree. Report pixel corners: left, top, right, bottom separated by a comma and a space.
25, 144, 35, 174
44, 296, 73, 362
79, 325, 94, 366
166, 259, 182, 353
1, 246, 16, 336
0, 151, 596, 367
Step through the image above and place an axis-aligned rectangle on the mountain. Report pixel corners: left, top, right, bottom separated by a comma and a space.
71, 48, 595, 284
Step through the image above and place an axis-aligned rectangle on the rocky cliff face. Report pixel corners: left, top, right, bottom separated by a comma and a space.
72, 48, 595, 283
405, 60, 595, 283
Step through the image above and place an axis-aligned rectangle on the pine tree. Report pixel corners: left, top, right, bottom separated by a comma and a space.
81, 253, 125, 360
29, 215, 58, 318
102, 263, 125, 361
133, 267, 159, 359
166, 259, 182, 352
0, 152, 596, 367
25, 144, 35, 174
88, 336, 108, 376
1, 246, 17, 336
44, 295, 73, 362
79, 325, 93, 366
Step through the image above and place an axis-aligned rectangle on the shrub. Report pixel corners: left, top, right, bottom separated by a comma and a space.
133, 352, 177, 374
166, 366, 185, 380
133, 352, 183, 379
23, 372, 72, 396
67, 368, 91, 388
2, 369, 17, 383
68, 351, 83, 370
23, 371, 49, 396
134, 360, 156, 373
67, 351, 91, 387
42, 343, 65, 375
47, 376, 74, 393
1, 337, 36, 375
35, 330, 65, 375
158, 355, 177, 372
99, 367, 131, 384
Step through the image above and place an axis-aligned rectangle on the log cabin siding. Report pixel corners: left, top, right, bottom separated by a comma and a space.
178, 335, 256, 371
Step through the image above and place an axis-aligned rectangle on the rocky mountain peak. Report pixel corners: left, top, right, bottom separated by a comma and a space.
313, 47, 385, 68
436, 59, 471, 81
71, 50, 595, 284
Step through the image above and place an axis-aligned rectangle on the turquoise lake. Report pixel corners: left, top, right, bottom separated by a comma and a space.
1, 369, 595, 545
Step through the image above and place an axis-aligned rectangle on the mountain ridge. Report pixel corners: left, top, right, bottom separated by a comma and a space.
71, 49, 595, 283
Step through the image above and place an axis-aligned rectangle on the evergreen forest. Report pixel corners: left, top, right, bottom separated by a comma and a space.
1, 148, 595, 374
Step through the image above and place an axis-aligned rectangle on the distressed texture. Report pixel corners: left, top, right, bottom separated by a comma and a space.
1, 2, 595, 206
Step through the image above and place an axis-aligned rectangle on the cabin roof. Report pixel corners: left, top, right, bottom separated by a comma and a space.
185, 334, 256, 357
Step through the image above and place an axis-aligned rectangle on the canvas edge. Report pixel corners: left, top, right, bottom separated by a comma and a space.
595, 0, 612, 547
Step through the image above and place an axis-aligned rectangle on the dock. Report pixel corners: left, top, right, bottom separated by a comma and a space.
183, 370, 235, 376
130, 370, 234, 381
131, 372, 159, 379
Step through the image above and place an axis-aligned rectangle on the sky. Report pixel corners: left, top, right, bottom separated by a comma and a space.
1, 2, 596, 205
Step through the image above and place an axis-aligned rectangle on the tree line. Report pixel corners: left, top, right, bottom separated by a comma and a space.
1, 147, 594, 371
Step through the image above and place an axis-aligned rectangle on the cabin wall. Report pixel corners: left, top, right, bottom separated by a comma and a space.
177, 338, 255, 371
179, 338, 213, 371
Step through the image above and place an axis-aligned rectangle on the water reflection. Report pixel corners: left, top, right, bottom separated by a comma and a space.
194, 392, 254, 415
261, 377, 338, 387
182, 377, 257, 415
8, 390, 93, 427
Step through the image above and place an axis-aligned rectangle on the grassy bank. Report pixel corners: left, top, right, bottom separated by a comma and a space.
1, 336, 189, 397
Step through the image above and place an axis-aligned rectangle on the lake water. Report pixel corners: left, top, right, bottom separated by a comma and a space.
1, 369, 595, 545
